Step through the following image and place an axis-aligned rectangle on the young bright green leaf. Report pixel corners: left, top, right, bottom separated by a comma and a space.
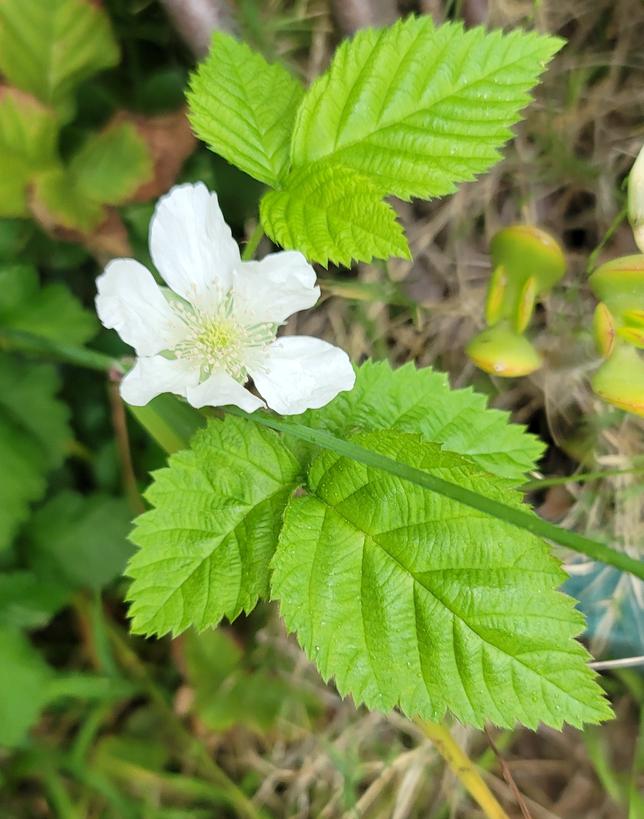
28, 491, 133, 592
188, 32, 304, 187
127, 417, 303, 637
0, 88, 58, 217
272, 431, 611, 730
260, 162, 410, 267
291, 18, 564, 200
0, 628, 53, 747
0, 354, 69, 548
0, 0, 120, 112
69, 122, 153, 206
0, 264, 97, 345
295, 361, 543, 482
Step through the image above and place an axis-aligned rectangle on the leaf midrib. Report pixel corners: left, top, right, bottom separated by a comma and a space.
315, 491, 594, 714
295, 32, 549, 171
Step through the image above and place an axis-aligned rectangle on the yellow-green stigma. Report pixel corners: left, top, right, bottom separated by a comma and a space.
196, 318, 240, 357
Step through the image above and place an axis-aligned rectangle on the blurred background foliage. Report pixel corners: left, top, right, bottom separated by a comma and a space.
0, 1, 642, 817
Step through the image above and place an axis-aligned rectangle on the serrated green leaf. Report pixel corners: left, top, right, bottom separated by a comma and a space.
188, 32, 304, 187
0, 88, 58, 217
127, 417, 303, 637
260, 162, 410, 267
272, 431, 611, 729
0, 264, 96, 344
291, 18, 563, 200
0, 353, 69, 548
0, 628, 52, 747
69, 122, 152, 205
296, 360, 543, 481
28, 491, 133, 592
0, 0, 120, 112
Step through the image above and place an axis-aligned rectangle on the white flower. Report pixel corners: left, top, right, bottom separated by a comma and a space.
95, 183, 355, 415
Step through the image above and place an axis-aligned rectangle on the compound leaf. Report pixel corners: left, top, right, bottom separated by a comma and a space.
28, 491, 133, 592
260, 161, 410, 267
69, 121, 153, 206
30, 167, 105, 233
291, 18, 563, 200
127, 417, 303, 637
188, 32, 304, 187
0, 628, 53, 747
298, 360, 543, 481
0, 354, 69, 548
0, 571, 67, 629
0, 88, 58, 217
272, 431, 611, 729
0, 0, 119, 113
0, 263, 96, 345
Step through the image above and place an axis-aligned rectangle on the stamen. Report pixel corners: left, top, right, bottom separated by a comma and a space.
170, 289, 277, 382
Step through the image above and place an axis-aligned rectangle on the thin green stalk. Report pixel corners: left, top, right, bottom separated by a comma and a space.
523, 464, 644, 491
97, 755, 233, 807
0, 327, 122, 372
241, 222, 265, 261
228, 409, 644, 581
4, 327, 641, 580
586, 206, 628, 274
106, 621, 263, 819
42, 771, 82, 819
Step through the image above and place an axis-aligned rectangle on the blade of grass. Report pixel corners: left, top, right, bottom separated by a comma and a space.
228, 408, 644, 581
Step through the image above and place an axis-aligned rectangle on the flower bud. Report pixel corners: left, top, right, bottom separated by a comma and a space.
466, 322, 542, 377
589, 255, 644, 323
591, 344, 644, 417
592, 303, 615, 358
628, 144, 644, 253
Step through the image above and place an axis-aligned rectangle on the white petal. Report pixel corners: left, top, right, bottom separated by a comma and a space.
234, 251, 319, 325
96, 259, 186, 356
120, 356, 200, 406
250, 336, 355, 415
149, 182, 240, 308
186, 370, 265, 412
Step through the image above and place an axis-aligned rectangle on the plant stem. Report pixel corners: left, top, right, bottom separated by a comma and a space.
97, 755, 234, 807
229, 409, 644, 581
0, 327, 122, 372
522, 464, 644, 491
108, 379, 145, 515
242, 222, 265, 261
3, 326, 641, 581
105, 622, 263, 819
586, 206, 628, 274
416, 720, 510, 819
42, 771, 82, 819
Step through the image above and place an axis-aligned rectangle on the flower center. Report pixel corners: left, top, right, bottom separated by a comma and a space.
196, 318, 241, 357
170, 291, 277, 382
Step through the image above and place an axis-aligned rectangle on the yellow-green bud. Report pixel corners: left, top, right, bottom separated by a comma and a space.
466, 322, 542, 377
591, 344, 644, 417
628, 144, 644, 253
592, 302, 615, 358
